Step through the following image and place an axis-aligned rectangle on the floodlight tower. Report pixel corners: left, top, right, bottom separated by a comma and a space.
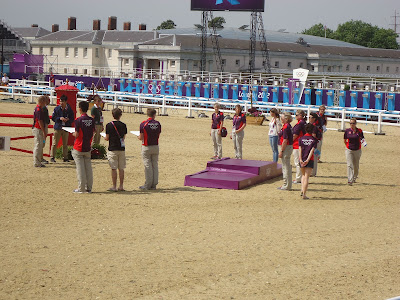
248, 11, 271, 74
199, 11, 224, 73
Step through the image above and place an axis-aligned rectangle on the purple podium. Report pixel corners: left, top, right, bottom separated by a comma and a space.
184, 158, 282, 190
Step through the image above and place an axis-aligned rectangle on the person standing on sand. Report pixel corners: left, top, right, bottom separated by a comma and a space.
292, 110, 306, 184
32, 96, 47, 168
298, 123, 318, 199
138, 108, 161, 190
51, 94, 74, 163
277, 112, 293, 191
72, 101, 95, 193
105, 108, 127, 192
344, 118, 365, 186
268, 108, 281, 163
90, 95, 104, 145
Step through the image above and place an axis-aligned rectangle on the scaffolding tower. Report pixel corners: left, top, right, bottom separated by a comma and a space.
248, 12, 271, 74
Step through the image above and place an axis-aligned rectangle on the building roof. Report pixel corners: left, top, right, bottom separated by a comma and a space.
13, 27, 51, 39
102, 31, 155, 43
142, 34, 400, 60
158, 27, 365, 49
32, 30, 155, 45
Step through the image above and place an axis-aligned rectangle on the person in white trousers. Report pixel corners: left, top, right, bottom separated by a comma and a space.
210, 103, 224, 159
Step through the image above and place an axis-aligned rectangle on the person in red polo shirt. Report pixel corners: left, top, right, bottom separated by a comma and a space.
72, 101, 95, 193
344, 118, 364, 185
32, 96, 47, 167
298, 123, 318, 199
278, 112, 294, 191
138, 108, 162, 190
292, 110, 306, 184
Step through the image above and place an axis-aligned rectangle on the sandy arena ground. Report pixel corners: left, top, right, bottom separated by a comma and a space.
0, 100, 399, 299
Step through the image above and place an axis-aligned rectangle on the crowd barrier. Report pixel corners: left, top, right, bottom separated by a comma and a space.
1, 84, 400, 135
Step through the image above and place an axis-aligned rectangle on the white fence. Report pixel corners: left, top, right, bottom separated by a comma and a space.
1, 84, 399, 135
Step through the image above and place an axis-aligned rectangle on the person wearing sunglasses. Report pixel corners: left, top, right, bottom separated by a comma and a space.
344, 118, 364, 185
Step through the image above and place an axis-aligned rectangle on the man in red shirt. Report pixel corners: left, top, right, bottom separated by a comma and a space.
32, 96, 48, 167
72, 101, 95, 193
138, 108, 162, 190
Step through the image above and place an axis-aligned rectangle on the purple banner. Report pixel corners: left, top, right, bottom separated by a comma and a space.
191, 0, 264, 12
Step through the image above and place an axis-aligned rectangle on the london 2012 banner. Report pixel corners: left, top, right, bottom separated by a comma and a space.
191, 0, 265, 12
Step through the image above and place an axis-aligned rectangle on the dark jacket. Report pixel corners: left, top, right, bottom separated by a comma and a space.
52, 104, 74, 130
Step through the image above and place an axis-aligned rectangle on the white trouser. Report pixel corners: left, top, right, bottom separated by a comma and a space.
232, 130, 244, 159
32, 128, 44, 167
279, 145, 293, 190
141, 145, 159, 189
211, 129, 222, 158
293, 148, 301, 182
72, 149, 93, 192
345, 148, 362, 183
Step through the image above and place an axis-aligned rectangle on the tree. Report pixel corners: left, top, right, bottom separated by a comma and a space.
334, 20, 375, 47
302, 23, 334, 39
302, 20, 399, 50
208, 17, 226, 29
368, 28, 398, 49
156, 20, 176, 30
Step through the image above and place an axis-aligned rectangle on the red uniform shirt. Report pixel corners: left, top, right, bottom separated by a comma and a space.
74, 114, 95, 152
344, 128, 364, 150
233, 113, 246, 131
140, 118, 161, 146
292, 119, 306, 149
212, 112, 224, 129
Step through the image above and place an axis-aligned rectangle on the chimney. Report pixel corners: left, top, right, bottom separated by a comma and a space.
68, 17, 76, 30
139, 24, 147, 31
52, 24, 59, 33
108, 16, 117, 30
93, 19, 101, 30
31, 24, 38, 28
123, 22, 131, 31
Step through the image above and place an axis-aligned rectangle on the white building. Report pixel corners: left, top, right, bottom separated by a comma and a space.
19, 25, 400, 78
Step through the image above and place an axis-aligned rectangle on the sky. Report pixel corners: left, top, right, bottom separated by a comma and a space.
1, 0, 399, 34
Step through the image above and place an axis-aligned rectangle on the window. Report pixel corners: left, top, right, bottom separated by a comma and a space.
274, 61, 279, 68
94, 69, 99, 75
74, 47, 78, 57
39, 47, 43, 55
235, 59, 240, 66
65, 47, 69, 57
356, 65, 360, 71
124, 59, 129, 66
311, 65, 315, 71
299, 63, 304, 68
50, 47, 54, 56
222, 59, 226, 66
396, 67, 399, 73
108, 49, 112, 58
83, 69, 88, 75
83, 48, 88, 58
73, 68, 78, 74
287, 62, 292, 68
346, 65, 350, 71
386, 66, 390, 72
376, 66, 380, 72
170, 60, 176, 67
95, 48, 99, 58
64, 68, 68, 74
366, 66, 370, 71
327, 66, 331, 72
193, 61, 198, 67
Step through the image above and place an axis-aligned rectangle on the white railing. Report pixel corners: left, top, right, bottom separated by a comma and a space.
1, 84, 399, 135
